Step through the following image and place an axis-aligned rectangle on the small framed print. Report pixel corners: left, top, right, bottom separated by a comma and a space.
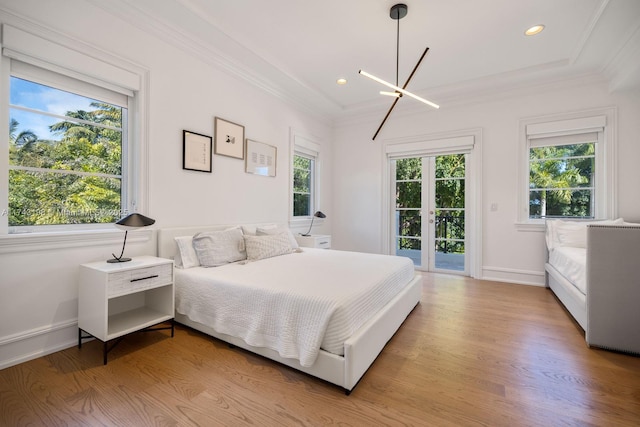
183, 130, 212, 172
214, 117, 245, 159
245, 139, 276, 177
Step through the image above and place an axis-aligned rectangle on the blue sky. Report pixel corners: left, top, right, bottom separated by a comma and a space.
10, 77, 105, 142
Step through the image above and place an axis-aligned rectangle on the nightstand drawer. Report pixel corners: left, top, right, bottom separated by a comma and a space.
108, 263, 173, 297
295, 234, 331, 249
316, 236, 331, 249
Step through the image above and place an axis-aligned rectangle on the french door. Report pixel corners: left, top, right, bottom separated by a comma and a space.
392, 153, 468, 274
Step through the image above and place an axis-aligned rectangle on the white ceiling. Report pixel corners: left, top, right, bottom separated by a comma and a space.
94, 0, 640, 119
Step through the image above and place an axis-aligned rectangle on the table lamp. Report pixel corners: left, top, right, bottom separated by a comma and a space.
107, 213, 155, 263
301, 211, 326, 236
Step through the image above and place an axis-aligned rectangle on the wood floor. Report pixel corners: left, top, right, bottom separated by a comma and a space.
2, 274, 639, 426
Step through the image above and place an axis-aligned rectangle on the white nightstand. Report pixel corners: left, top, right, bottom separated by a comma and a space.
295, 234, 331, 249
78, 255, 175, 364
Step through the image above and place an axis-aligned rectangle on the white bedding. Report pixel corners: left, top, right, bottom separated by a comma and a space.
175, 248, 415, 367
548, 247, 587, 295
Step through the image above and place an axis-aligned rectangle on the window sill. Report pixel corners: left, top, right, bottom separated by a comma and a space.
0, 228, 153, 254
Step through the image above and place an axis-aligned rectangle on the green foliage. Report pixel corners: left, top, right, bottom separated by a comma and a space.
395, 155, 466, 254
529, 143, 594, 218
293, 155, 312, 216
9, 102, 123, 226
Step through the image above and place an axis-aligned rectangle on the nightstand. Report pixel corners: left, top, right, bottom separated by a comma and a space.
78, 255, 175, 364
295, 234, 331, 249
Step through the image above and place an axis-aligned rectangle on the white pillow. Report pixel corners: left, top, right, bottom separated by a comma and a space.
256, 226, 299, 249
555, 221, 588, 248
244, 232, 293, 261
549, 218, 625, 250
241, 223, 277, 236
192, 228, 247, 267
174, 235, 200, 269
544, 220, 558, 251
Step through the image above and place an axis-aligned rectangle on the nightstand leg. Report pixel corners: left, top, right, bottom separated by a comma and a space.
78, 329, 82, 348
103, 341, 108, 365
171, 319, 175, 337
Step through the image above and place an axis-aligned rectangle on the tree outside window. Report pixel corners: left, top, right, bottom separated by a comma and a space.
529, 143, 595, 219
293, 154, 314, 217
8, 77, 125, 227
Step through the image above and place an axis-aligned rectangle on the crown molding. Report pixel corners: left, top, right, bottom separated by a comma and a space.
86, 0, 339, 123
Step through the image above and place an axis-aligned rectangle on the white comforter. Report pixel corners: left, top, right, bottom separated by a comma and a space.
548, 246, 587, 295
175, 248, 415, 367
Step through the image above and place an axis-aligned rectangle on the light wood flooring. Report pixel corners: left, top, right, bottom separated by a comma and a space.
2, 274, 639, 426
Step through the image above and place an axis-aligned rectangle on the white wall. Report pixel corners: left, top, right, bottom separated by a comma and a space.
0, 0, 332, 368
333, 79, 640, 284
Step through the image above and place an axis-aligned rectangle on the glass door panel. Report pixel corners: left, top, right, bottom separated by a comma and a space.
432, 154, 466, 272
394, 158, 422, 267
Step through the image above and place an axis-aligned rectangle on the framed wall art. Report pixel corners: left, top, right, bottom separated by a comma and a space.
245, 139, 277, 177
214, 117, 245, 159
183, 130, 212, 172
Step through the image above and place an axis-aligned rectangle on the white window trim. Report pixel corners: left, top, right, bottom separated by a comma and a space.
289, 128, 322, 227
0, 22, 150, 251
516, 107, 617, 231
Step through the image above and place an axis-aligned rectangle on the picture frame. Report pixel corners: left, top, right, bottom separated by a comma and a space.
214, 117, 245, 159
245, 139, 277, 177
182, 130, 212, 173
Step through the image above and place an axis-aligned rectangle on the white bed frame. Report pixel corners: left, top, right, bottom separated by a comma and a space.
157, 224, 422, 393
545, 262, 587, 329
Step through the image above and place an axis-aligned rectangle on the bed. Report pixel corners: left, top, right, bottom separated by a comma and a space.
157, 224, 422, 393
545, 219, 640, 355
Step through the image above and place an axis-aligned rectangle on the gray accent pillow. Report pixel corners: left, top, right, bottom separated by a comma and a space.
192, 228, 246, 267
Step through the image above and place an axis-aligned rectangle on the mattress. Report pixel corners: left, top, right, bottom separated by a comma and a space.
174, 248, 415, 367
548, 246, 587, 295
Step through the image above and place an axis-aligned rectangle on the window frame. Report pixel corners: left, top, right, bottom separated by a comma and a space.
289, 129, 321, 226
516, 108, 617, 230
7, 66, 130, 233
0, 23, 149, 251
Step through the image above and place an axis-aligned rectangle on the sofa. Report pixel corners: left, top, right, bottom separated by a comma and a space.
545, 219, 640, 355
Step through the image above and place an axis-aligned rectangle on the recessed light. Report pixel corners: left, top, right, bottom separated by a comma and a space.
336, 78, 348, 85
525, 25, 545, 36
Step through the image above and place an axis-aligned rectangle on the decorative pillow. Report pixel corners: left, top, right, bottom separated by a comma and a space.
241, 223, 277, 236
174, 235, 200, 269
192, 228, 247, 267
555, 221, 588, 248
244, 232, 293, 261
548, 218, 624, 250
256, 226, 299, 249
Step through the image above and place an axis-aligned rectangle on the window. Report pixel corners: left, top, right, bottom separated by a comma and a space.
8, 71, 128, 229
518, 109, 616, 226
290, 130, 320, 220
0, 24, 147, 242
292, 153, 314, 216
529, 140, 595, 219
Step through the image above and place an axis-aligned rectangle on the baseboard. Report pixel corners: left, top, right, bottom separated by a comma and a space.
0, 319, 78, 370
481, 266, 546, 287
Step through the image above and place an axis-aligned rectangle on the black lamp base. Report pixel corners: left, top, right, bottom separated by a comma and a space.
107, 257, 132, 263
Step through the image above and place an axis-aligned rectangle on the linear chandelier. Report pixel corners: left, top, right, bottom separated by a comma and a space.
359, 4, 439, 140
358, 70, 439, 109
